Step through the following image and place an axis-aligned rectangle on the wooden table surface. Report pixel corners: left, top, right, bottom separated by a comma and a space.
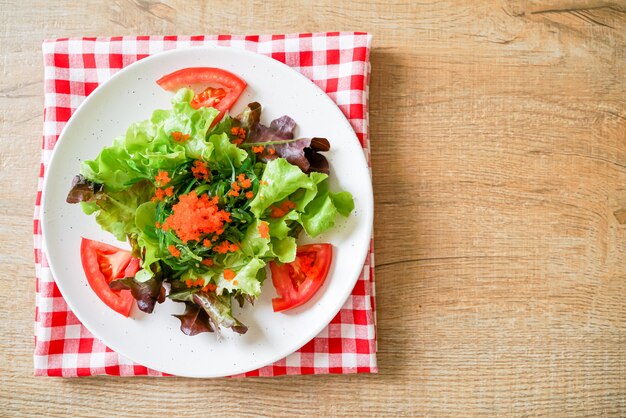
2, 1, 625, 416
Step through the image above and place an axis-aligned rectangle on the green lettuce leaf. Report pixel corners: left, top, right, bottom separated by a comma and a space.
134, 201, 162, 269
249, 158, 314, 217
154, 88, 218, 160
267, 210, 300, 240
239, 219, 295, 263
217, 257, 266, 297
207, 132, 248, 171
80, 88, 217, 190
240, 220, 271, 258
270, 236, 297, 263
80, 137, 141, 192
300, 193, 338, 237
134, 201, 157, 234
80, 180, 154, 241
299, 178, 354, 237
330, 191, 355, 216
290, 171, 328, 211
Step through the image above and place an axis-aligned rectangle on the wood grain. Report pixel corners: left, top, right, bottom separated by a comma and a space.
1, 0, 625, 416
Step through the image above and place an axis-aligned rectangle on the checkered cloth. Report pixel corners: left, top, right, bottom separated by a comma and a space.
34, 32, 376, 377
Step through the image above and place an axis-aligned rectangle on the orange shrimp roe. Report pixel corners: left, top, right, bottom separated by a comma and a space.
227, 180, 242, 197
270, 200, 296, 218
191, 160, 210, 181
213, 241, 239, 254
153, 188, 166, 201
230, 127, 246, 146
231, 127, 246, 137
162, 191, 231, 244
223, 269, 236, 281
155, 170, 171, 186
258, 221, 270, 239
228, 174, 253, 198
168, 245, 181, 258
201, 258, 214, 267
252, 145, 265, 154
245, 191, 254, 199
171, 131, 190, 143
202, 283, 217, 292
185, 278, 201, 287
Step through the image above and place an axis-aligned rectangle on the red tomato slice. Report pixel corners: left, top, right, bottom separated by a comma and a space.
123, 257, 141, 278
156, 67, 246, 126
190, 87, 227, 110
269, 244, 333, 312
80, 238, 137, 317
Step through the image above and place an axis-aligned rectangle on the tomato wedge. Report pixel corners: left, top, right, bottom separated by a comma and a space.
123, 257, 141, 278
156, 67, 246, 126
269, 244, 333, 312
80, 238, 137, 317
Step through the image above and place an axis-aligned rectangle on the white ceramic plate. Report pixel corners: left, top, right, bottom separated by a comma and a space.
41, 46, 373, 378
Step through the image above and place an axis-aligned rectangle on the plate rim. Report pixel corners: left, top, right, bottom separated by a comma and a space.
40, 45, 373, 377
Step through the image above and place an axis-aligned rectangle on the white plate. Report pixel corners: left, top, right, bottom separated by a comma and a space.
41, 46, 373, 378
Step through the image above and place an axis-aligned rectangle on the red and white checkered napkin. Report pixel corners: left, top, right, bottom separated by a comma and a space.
34, 33, 376, 377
